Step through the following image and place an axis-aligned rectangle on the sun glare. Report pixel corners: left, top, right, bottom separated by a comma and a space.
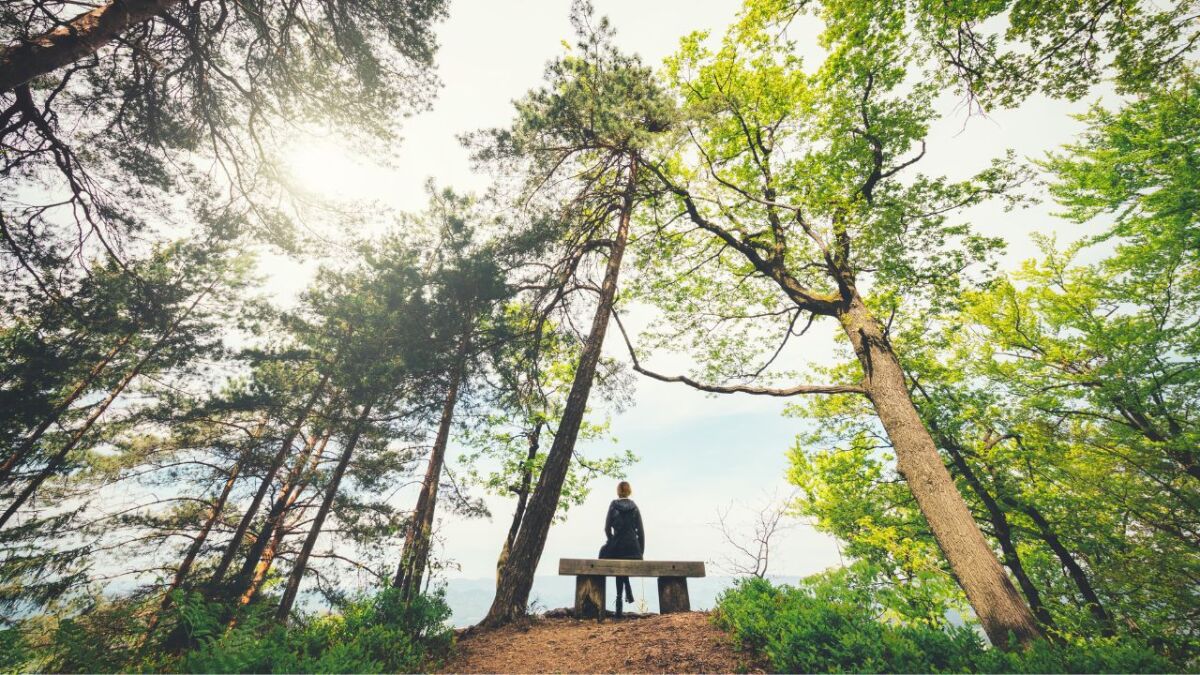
282, 137, 388, 202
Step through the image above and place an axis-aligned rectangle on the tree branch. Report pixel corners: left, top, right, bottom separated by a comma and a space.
611, 308, 865, 397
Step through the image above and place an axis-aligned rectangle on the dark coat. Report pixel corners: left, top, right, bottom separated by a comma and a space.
600, 498, 644, 560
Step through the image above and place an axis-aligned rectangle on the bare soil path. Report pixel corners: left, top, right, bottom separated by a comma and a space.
440, 611, 763, 674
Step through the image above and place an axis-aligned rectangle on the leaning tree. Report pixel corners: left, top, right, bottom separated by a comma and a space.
626, 18, 1043, 646
473, 2, 671, 626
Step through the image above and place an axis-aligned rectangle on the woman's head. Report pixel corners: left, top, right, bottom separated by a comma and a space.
617, 481, 632, 498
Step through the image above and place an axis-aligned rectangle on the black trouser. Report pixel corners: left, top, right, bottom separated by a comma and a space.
615, 576, 633, 600
614, 575, 633, 616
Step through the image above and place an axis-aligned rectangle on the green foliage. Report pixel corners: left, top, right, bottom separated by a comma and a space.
179, 588, 452, 674
714, 576, 1182, 674
739, 0, 1198, 107
1042, 75, 1200, 281
0, 626, 28, 671
0, 588, 453, 674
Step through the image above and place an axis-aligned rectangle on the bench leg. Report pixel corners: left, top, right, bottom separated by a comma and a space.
658, 576, 690, 613
574, 575, 605, 620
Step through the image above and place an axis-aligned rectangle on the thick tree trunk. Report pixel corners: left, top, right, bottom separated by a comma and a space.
234, 430, 331, 608
0, 0, 180, 94
497, 422, 542, 585
0, 333, 132, 485
0, 287, 211, 530
275, 402, 374, 623
838, 295, 1042, 648
208, 372, 329, 588
482, 163, 636, 627
394, 331, 471, 600
939, 432, 1055, 629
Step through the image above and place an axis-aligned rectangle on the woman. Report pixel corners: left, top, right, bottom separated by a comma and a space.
599, 480, 644, 615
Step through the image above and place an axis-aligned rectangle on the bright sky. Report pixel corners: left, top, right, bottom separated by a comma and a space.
269, 0, 1116, 582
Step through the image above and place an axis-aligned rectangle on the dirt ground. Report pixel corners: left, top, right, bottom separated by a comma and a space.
439, 611, 764, 674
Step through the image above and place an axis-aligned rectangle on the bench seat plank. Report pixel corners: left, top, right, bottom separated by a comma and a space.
558, 558, 705, 577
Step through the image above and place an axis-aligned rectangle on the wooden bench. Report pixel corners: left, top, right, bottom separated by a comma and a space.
559, 558, 705, 618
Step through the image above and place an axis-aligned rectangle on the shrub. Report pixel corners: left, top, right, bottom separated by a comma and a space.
3, 587, 453, 674
179, 587, 454, 674
0, 626, 29, 672
712, 576, 1183, 674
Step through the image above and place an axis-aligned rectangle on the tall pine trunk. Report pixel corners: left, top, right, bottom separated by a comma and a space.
0, 286, 211, 530
394, 330, 471, 600
230, 423, 328, 595
208, 372, 329, 588
234, 429, 332, 608
496, 422, 542, 584
483, 162, 636, 627
0, 0, 180, 93
838, 294, 1042, 648
0, 332, 132, 485
275, 402, 374, 623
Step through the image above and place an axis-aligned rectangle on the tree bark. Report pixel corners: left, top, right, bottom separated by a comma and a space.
0, 286, 210, 530
482, 161, 637, 627
0, 0, 180, 94
969, 450, 1116, 633
208, 372, 329, 588
838, 294, 1042, 648
497, 422, 542, 585
275, 401, 374, 623
232, 430, 331, 620
230, 424, 327, 597
0, 333, 132, 485
394, 330, 471, 600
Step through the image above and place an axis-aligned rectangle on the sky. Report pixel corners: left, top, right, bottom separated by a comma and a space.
263, 0, 1118, 583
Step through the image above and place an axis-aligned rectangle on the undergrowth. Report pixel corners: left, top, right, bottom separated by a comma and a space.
0, 587, 453, 673
713, 576, 1190, 674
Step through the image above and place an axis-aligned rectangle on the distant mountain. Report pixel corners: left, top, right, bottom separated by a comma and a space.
439, 575, 802, 627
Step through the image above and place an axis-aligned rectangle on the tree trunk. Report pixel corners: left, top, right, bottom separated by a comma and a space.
838, 294, 1042, 648
939, 431, 1055, 629
275, 402, 373, 623
0, 0, 181, 93
0, 332, 132, 485
972, 453, 1116, 633
482, 161, 636, 627
234, 430, 332, 608
1015, 499, 1114, 632
208, 372, 329, 588
230, 424, 327, 596
0, 286, 211, 530
394, 330, 471, 600
141, 424, 265, 645
497, 422, 542, 585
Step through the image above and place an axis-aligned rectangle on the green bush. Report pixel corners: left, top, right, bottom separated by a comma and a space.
713, 576, 1183, 674
0, 626, 29, 672
178, 587, 454, 674
1, 587, 453, 674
